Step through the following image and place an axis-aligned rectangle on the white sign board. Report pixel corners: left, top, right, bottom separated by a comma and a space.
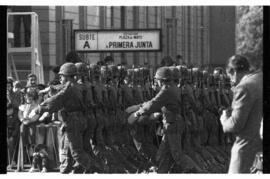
74, 29, 161, 52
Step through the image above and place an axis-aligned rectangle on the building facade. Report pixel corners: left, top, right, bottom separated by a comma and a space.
9, 6, 236, 83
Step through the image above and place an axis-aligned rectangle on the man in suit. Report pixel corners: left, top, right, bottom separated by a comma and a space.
220, 55, 263, 173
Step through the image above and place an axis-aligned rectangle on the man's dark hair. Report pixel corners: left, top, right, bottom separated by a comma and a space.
37, 84, 46, 91
104, 56, 114, 63
227, 54, 250, 74
97, 61, 105, 66
52, 65, 61, 74
65, 51, 81, 63
176, 55, 182, 59
160, 56, 174, 67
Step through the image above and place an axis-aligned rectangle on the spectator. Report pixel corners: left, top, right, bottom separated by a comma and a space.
13, 80, 23, 93
104, 55, 114, 65
7, 77, 14, 107
7, 101, 20, 169
13, 80, 24, 106
18, 89, 40, 157
160, 56, 174, 67
65, 51, 81, 64
25, 73, 41, 103
97, 60, 105, 66
176, 54, 184, 65
7, 77, 21, 110
220, 54, 263, 173
26, 73, 37, 88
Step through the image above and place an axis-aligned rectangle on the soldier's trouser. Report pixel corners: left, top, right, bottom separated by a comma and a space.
83, 113, 97, 153
156, 120, 184, 173
105, 110, 116, 145
134, 123, 157, 163
95, 110, 106, 146
60, 119, 91, 173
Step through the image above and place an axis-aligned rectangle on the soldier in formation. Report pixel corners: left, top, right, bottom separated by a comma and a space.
12, 54, 238, 173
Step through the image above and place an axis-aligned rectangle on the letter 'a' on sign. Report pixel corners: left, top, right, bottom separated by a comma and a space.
74, 29, 161, 52
83, 41, 90, 49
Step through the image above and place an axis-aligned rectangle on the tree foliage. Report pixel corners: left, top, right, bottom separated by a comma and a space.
236, 6, 263, 70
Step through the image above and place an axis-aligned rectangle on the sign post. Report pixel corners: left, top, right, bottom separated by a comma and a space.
74, 29, 161, 53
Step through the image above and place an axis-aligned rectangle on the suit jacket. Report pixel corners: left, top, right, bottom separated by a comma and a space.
222, 70, 263, 173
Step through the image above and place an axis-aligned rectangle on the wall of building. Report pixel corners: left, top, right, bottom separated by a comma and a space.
27, 6, 235, 82
209, 6, 236, 68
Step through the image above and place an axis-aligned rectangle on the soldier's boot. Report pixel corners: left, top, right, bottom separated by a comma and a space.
95, 116, 106, 147
59, 157, 73, 174
83, 128, 93, 153
104, 125, 114, 146
72, 162, 85, 174
170, 163, 183, 173
157, 157, 173, 173
59, 134, 74, 174
180, 154, 205, 173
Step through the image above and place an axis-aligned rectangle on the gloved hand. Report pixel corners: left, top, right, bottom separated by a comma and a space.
39, 112, 50, 121
149, 112, 162, 121
38, 86, 51, 95
127, 112, 139, 124
125, 104, 140, 114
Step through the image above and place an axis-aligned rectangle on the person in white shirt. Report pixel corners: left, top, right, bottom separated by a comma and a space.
19, 89, 40, 150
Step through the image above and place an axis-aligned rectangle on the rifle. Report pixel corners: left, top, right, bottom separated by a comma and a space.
91, 85, 97, 119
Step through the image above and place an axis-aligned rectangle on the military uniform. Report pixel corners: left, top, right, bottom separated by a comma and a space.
136, 81, 185, 173
34, 63, 91, 173
82, 81, 97, 153
75, 62, 97, 155
92, 82, 107, 147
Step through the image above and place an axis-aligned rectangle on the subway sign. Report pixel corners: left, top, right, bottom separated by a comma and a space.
74, 29, 161, 52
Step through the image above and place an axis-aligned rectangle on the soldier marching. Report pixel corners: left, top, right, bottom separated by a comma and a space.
7, 53, 262, 174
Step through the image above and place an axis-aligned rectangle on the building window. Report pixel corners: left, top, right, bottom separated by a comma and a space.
62, 19, 73, 58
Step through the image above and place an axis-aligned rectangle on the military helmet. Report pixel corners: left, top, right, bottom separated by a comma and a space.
213, 67, 225, 79
89, 64, 101, 77
176, 65, 188, 79
108, 65, 119, 78
133, 68, 140, 82
100, 65, 108, 76
58, 63, 77, 76
127, 69, 134, 82
169, 66, 180, 80
192, 67, 199, 79
75, 62, 88, 76
117, 65, 127, 77
155, 67, 172, 80
140, 67, 149, 76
